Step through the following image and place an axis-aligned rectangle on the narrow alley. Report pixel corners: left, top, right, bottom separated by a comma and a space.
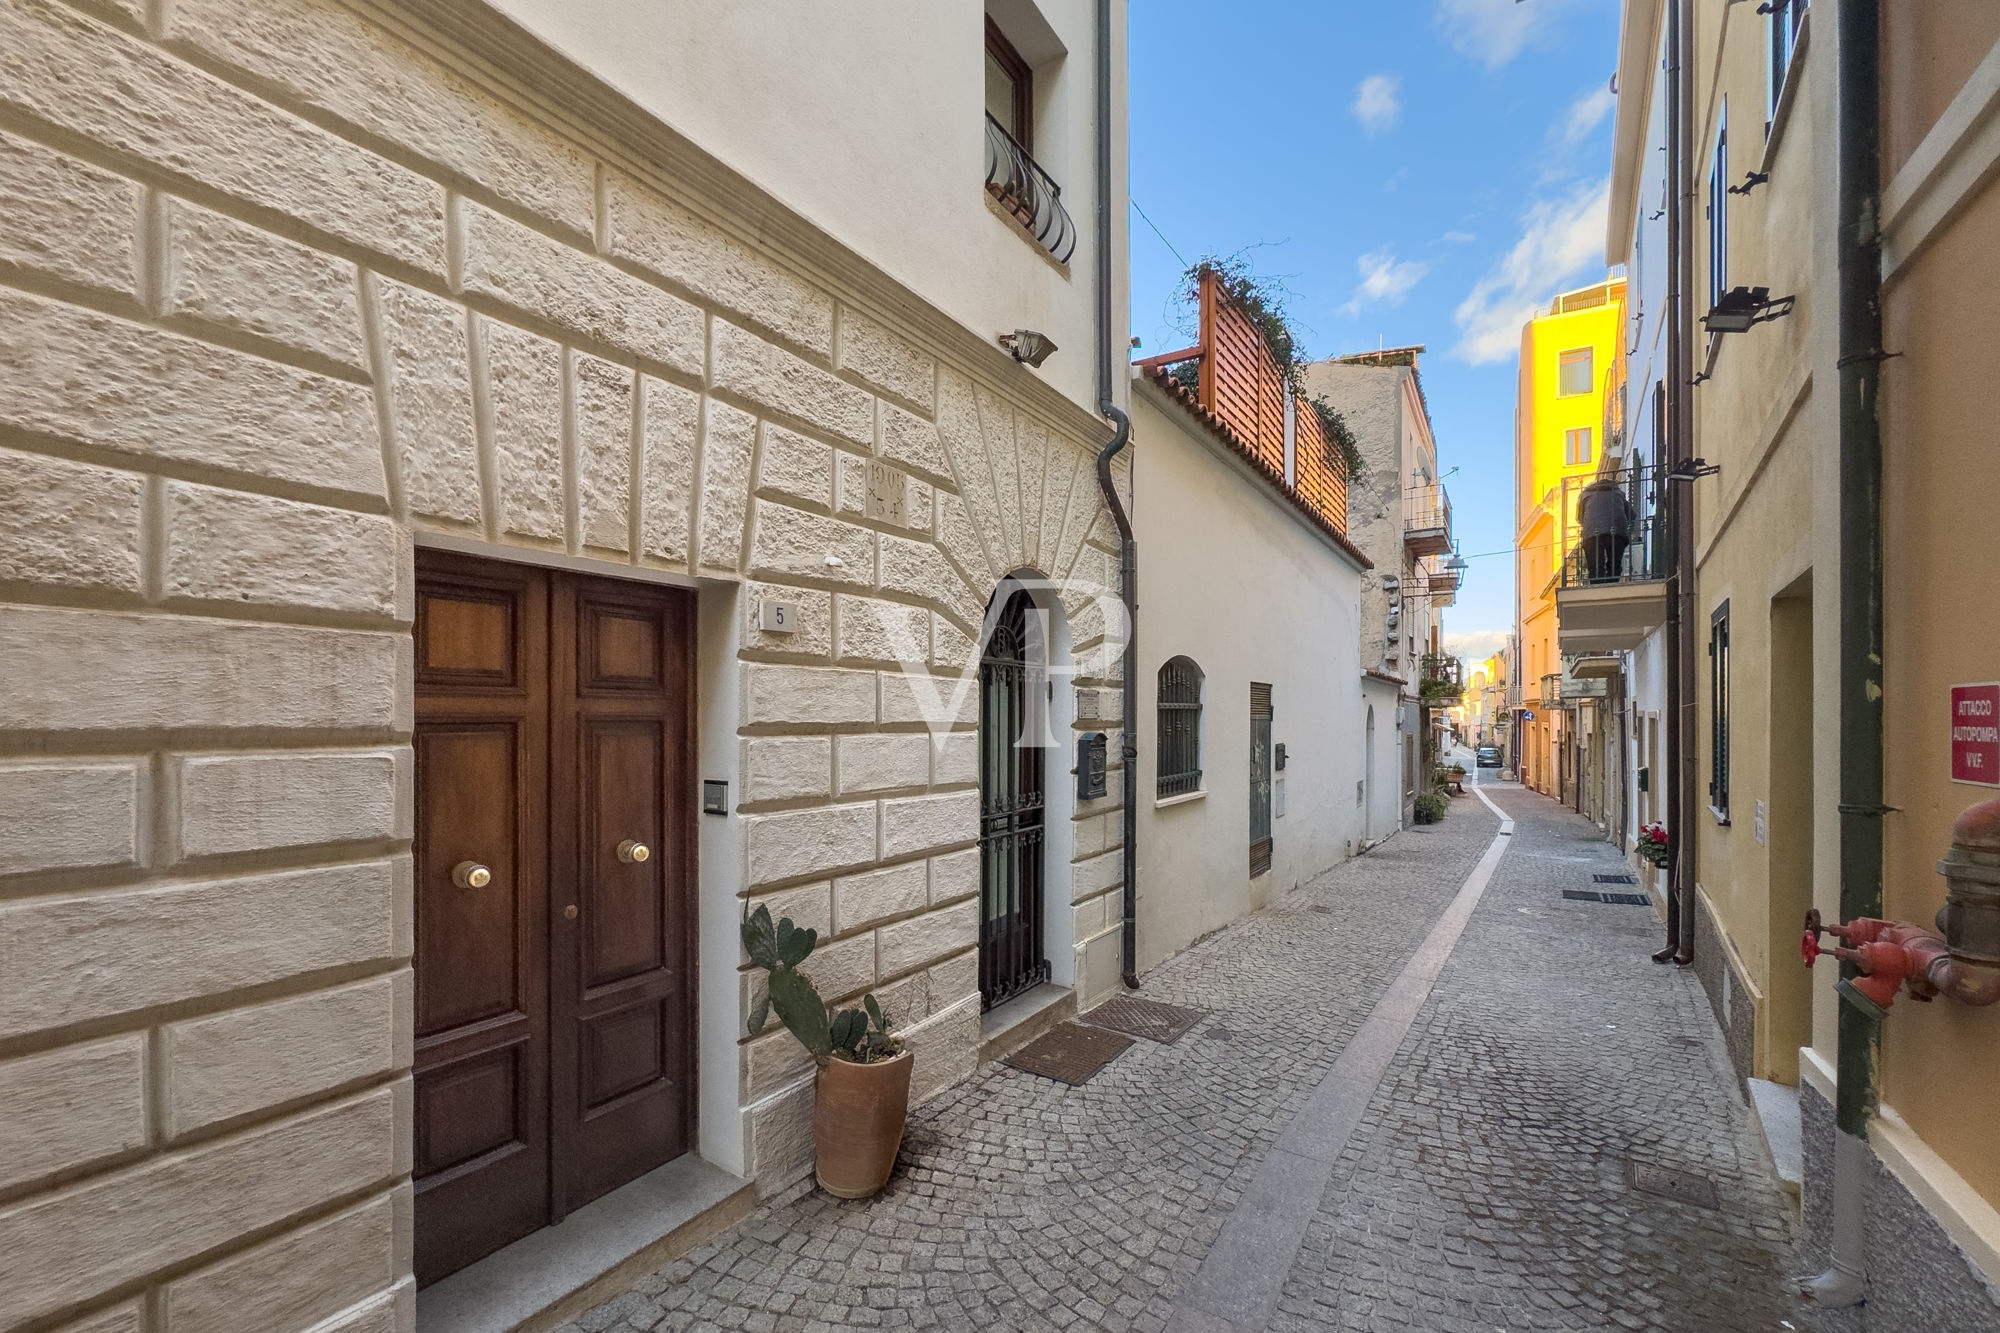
560, 783, 1808, 1333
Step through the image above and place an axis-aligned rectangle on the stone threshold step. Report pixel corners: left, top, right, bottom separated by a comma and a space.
1747, 1077, 1803, 1200
417, 1153, 755, 1333
977, 982, 1075, 1064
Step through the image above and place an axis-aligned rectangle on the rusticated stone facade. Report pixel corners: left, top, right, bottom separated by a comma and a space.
0, 0, 1125, 1327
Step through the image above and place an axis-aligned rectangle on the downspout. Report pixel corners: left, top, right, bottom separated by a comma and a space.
1092, 0, 1140, 990
1802, 0, 1884, 1306
1669, 0, 1696, 970
1653, 0, 1690, 965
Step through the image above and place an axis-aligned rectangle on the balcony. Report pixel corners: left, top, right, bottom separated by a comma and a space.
1554, 464, 1668, 655
1417, 652, 1462, 708
1404, 484, 1452, 556
985, 114, 1076, 264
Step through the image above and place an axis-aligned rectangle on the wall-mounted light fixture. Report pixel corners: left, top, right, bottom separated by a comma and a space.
998, 329, 1057, 367
1665, 457, 1723, 484
1702, 285, 1795, 334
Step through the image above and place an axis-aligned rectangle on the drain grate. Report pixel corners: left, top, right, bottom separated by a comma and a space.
1627, 1159, 1721, 1210
1005, 1022, 1133, 1085
1562, 889, 1603, 902
1083, 996, 1208, 1044
1594, 873, 1639, 885
1602, 893, 1652, 906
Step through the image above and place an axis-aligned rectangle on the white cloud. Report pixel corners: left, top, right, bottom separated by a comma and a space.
1352, 74, 1402, 135
1557, 85, 1616, 149
1446, 629, 1509, 665
1435, 0, 1540, 67
1452, 178, 1611, 364
1341, 247, 1431, 317
1442, 230, 1477, 245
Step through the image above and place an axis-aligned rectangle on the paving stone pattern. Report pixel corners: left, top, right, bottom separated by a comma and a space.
560, 784, 1811, 1333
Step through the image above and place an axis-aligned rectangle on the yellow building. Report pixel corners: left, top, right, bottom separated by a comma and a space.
1512, 279, 1626, 803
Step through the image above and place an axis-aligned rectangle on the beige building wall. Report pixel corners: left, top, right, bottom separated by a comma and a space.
1676, 0, 1831, 1089
0, 0, 1124, 1327
1874, 0, 2000, 1215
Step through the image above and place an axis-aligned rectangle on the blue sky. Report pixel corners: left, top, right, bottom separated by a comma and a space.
1128, 0, 1624, 664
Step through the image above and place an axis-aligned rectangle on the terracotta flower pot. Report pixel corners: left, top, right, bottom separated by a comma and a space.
812, 1050, 913, 1199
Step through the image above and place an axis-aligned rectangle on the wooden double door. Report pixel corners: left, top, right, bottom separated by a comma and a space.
412, 552, 696, 1285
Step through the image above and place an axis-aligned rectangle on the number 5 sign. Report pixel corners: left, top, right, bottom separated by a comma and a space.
1951, 683, 2000, 786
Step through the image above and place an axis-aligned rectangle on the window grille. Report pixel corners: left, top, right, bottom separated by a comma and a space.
1157, 657, 1204, 798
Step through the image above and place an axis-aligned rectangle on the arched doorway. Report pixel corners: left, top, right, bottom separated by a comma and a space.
978, 583, 1056, 1008
1364, 705, 1376, 843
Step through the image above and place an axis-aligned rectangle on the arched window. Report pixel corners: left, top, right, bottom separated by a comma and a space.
1157, 656, 1204, 797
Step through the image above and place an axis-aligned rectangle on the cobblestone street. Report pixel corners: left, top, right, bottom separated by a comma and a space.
562, 781, 1813, 1333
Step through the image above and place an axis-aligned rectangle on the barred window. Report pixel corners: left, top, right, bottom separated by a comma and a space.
1157, 656, 1204, 798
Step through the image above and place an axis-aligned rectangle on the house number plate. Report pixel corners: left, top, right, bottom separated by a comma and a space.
759, 599, 799, 633
864, 460, 908, 526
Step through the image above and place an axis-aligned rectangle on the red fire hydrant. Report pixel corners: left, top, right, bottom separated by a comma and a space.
1803, 800, 2000, 1018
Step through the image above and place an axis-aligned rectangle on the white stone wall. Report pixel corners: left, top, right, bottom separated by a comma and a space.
0, 0, 1121, 1325
1128, 383, 1368, 967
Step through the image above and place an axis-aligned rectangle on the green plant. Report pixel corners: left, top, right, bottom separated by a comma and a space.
1417, 675, 1459, 705
1413, 790, 1449, 825
742, 905, 901, 1066
1174, 257, 1364, 482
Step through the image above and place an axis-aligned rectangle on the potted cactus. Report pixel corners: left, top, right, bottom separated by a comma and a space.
742, 904, 910, 1198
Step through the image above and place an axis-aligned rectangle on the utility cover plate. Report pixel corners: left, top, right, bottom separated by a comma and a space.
1005, 1023, 1133, 1085
1602, 893, 1652, 906
1594, 873, 1639, 884
1627, 1159, 1721, 1210
1562, 890, 1604, 902
1082, 996, 1207, 1044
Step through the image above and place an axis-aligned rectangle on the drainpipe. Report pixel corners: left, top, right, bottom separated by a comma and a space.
1802, 0, 1884, 1307
1092, 0, 1140, 989
1652, 0, 1691, 966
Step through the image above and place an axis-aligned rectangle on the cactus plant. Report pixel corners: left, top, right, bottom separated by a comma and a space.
742, 904, 901, 1066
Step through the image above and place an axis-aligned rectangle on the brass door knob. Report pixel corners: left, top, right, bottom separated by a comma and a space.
563, 904, 579, 920
452, 861, 492, 889
617, 839, 651, 864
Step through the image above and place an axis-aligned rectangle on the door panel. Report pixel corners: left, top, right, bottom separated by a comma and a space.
582, 720, 668, 985
550, 575, 696, 1216
412, 556, 549, 1286
414, 554, 695, 1282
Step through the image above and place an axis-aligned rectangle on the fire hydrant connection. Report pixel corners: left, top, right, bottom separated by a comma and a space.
1802, 800, 2000, 1017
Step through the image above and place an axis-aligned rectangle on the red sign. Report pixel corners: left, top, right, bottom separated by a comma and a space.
1951, 683, 2000, 786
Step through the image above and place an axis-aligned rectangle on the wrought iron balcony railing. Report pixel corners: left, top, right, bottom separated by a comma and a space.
1405, 484, 1452, 556
984, 114, 1077, 265
1556, 464, 1667, 590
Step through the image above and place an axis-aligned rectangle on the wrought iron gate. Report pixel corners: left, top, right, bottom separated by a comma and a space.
979, 589, 1048, 1008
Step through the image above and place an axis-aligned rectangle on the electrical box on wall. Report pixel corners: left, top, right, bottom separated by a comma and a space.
1275, 742, 1287, 771
1076, 731, 1107, 800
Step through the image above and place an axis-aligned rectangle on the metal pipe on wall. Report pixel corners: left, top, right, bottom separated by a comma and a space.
1802, 0, 1886, 1307
1092, 0, 1139, 989
1653, 0, 1691, 966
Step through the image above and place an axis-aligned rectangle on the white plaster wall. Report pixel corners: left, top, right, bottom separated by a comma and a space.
1128, 382, 1368, 970
480, 0, 1129, 418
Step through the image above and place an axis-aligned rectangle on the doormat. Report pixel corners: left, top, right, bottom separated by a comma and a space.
1005, 1023, 1133, 1085
1627, 1159, 1720, 1210
1562, 889, 1603, 902
1601, 893, 1652, 907
1594, 873, 1639, 884
1082, 996, 1208, 1044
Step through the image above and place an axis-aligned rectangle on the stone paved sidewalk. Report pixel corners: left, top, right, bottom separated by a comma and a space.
559, 782, 1812, 1333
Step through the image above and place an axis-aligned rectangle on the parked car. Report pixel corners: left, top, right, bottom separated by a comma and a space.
1475, 746, 1502, 768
